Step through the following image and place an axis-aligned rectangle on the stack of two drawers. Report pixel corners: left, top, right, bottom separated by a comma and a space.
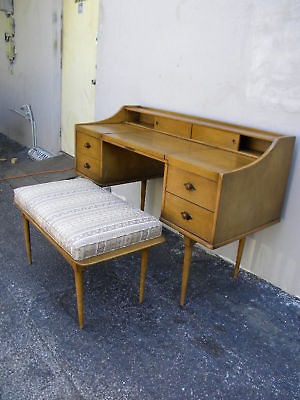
161, 166, 218, 245
76, 131, 102, 182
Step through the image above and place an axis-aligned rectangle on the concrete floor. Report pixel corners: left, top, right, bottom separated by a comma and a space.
0, 134, 299, 399
0, 133, 76, 187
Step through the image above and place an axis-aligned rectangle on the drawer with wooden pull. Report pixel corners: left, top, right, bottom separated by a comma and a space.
162, 192, 214, 242
76, 154, 101, 181
76, 132, 102, 159
166, 166, 217, 211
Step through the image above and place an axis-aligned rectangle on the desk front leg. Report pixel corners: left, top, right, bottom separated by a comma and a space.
180, 236, 196, 306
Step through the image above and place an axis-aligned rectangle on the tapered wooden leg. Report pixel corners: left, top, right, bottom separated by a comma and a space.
22, 214, 32, 264
140, 180, 147, 211
180, 237, 195, 306
234, 237, 246, 279
139, 248, 149, 303
74, 264, 84, 329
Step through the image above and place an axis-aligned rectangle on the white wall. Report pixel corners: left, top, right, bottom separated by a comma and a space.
0, 0, 62, 154
95, 0, 300, 298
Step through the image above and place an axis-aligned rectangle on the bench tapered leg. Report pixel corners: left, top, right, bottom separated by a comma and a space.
73, 264, 84, 329
22, 214, 32, 264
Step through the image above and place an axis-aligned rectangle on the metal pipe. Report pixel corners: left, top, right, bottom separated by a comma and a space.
10, 104, 53, 161
10, 104, 37, 148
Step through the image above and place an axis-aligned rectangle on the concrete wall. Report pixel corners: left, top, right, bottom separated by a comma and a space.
95, 0, 300, 298
0, 0, 62, 155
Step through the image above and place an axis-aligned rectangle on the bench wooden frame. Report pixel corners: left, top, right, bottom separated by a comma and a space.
20, 209, 165, 329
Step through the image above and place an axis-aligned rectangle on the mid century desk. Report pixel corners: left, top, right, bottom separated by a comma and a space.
75, 106, 295, 304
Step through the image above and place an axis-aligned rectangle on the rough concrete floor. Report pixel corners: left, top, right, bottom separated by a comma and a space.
0, 133, 76, 187
0, 134, 299, 399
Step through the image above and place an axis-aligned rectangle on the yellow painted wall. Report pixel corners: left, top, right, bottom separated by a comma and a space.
61, 0, 99, 155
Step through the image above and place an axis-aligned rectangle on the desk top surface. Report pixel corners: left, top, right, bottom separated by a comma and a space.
78, 122, 255, 180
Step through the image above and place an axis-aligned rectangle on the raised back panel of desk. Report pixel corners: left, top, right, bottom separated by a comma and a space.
123, 105, 279, 158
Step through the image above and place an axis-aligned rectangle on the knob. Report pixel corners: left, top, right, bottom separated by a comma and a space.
84, 162, 91, 169
84, 142, 91, 148
184, 182, 195, 191
181, 211, 192, 220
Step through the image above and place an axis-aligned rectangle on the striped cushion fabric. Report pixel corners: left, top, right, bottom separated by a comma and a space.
14, 178, 162, 261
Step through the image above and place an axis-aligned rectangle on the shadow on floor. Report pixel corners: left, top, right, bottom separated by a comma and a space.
0, 134, 299, 399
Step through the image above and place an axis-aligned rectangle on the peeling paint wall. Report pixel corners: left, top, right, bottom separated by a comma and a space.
0, 0, 62, 154
95, 0, 300, 297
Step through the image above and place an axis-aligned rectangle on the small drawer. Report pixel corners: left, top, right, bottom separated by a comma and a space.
76, 154, 101, 182
162, 193, 214, 242
154, 116, 191, 138
192, 125, 240, 150
76, 132, 101, 159
166, 166, 217, 211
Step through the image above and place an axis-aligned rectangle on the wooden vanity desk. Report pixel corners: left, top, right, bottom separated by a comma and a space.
75, 106, 295, 305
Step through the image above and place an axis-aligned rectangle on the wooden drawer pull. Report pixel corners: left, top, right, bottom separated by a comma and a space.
84, 162, 91, 169
84, 142, 91, 148
184, 182, 195, 191
181, 211, 192, 221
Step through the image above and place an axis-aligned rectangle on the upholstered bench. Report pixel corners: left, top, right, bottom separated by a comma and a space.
14, 177, 165, 328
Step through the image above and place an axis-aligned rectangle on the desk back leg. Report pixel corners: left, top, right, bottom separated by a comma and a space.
234, 237, 246, 279
180, 237, 195, 306
141, 180, 147, 211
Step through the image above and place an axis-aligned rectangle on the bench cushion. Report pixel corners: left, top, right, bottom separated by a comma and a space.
14, 178, 162, 261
